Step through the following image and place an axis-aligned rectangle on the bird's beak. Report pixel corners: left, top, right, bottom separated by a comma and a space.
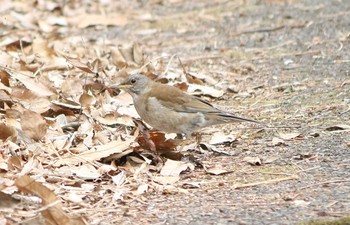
109, 83, 132, 90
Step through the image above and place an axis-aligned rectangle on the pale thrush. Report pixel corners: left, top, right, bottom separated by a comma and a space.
111, 73, 258, 137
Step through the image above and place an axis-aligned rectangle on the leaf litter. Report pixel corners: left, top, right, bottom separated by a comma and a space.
0, 0, 348, 224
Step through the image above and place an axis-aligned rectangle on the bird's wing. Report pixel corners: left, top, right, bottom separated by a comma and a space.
148, 83, 217, 113
147, 82, 259, 123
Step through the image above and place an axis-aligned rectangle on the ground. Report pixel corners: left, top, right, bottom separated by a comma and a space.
0, 0, 349, 224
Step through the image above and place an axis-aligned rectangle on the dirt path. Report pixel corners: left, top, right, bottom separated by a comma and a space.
108, 0, 350, 224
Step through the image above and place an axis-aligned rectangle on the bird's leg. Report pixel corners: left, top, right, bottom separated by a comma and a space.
191, 132, 202, 146
175, 133, 185, 140
176, 132, 203, 151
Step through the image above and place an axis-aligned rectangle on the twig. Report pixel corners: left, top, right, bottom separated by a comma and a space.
234, 175, 299, 189
299, 179, 350, 190
161, 53, 177, 76
182, 54, 222, 63
296, 166, 320, 174
60, 121, 84, 130
236, 25, 285, 35
0, 65, 35, 78
213, 201, 287, 206
32, 200, 61, 213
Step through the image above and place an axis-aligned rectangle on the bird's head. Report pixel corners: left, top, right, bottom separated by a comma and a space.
110, 73, 152, 96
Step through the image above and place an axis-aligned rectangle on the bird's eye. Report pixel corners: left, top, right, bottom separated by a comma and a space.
130, 78, 136, 84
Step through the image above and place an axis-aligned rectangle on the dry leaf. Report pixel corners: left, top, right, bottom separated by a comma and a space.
70, 13, 128, 28
112, 171, 126, 186
64, 56, 95, 74
153, 176, 180, 185
0, 123, 17, 142
264, 156, 279, 164
206, 167, 232, 175
70, 164, 100, 180
137, 131, 178, 153
174, 82, 189, 91
79, 92, 95, 107
0, 191, 20, 209
111, 43, 144, 69
66, 193, 85, 203
54, 138, 133, 166
271, 137, 285, 146
325, 124, 350, 131
209, 132, 236, 145
20, 110, 47, 141
278, 132, 301, 140
0, 70, 10, 87
11, 89, 51, 114
11, 72, 56, 97
187, 83, 224, 98
185, 73, 204, 85
182, 181, 207, 189
160, 159, 193, 176
15, 175, 86, 225
243, 156, 261, 166
51, 99, 81, 110
293, 200, 310, 207
0, 82, 11, 93
135, 183, 148, 195
96, 114, 134, 126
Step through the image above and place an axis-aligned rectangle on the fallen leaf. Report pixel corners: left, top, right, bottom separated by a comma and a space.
112, 170, 126, 186
185, 73, 204, 85
112, 187, 129, 201
206, 167, 232, 175
243, 156, 261, 166
15, 175, 86, 225
174, 82, 189, 91
66, 192, 85, 203
209, 132, 236, 145
182, 181, 207, 189
160, 159, 193, 176
264, 156, 279, 164
153, 176, 180, 185
325, 124, 350, 131
137, 131, 178, 153
96, 114, 134, 126
278, 132, 301, 140
11, 72, 56, 97
11, 89, 51, 114
0, 192, 20, 209
70, 13, 128, 28
135, 183, 148, 195
271, 137, 285, 146
79, 92, 95, 107
0, 123, 17, 142
0, 70, 10, 87
111, 43, 144, 69
51, 99, 81, 110
20, 110, 47, 141
64, 55, 95, 74
293, 200, 310, 207
54, 138, 133, 166
187, 83, 224, 98
70, 164, 100, 180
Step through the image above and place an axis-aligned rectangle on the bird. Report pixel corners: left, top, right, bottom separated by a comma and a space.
110, 73, 259, 138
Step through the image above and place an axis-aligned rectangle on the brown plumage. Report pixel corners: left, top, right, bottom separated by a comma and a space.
111, 73, 258, 137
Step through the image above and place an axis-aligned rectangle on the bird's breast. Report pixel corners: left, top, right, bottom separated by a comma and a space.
132, 96, 205, 134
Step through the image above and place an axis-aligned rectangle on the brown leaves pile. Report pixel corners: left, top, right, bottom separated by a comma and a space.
0, 1, 266, 223
0, 1, 229, 223
0, 29, 187, 225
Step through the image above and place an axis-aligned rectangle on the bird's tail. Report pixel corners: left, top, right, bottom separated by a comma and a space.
217, 112, 260, 124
